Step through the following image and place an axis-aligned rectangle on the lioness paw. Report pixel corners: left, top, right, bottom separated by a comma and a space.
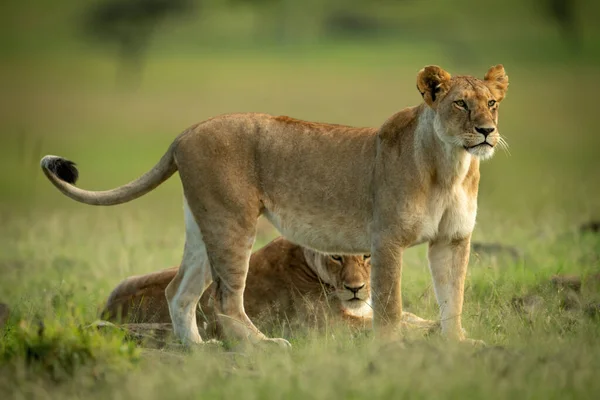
460, 338, 487, 348
234, 337, 292, 353
261, 337, 292, 350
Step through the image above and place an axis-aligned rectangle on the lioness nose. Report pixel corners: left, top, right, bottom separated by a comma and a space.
344, 283, 365, 294
475, 126, 495, 137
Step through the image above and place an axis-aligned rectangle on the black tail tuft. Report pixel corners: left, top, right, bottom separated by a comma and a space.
42, 156, 79, 184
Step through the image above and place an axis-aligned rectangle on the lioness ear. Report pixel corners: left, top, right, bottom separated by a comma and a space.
484, 64, 509, 102
416, 65, 452, 107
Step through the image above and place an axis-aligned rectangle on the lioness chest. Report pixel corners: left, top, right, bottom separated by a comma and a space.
416, 184, 477, 244
264, 183, 476, 252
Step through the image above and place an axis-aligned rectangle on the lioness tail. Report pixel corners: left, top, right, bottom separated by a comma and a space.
40, 142, 178, 206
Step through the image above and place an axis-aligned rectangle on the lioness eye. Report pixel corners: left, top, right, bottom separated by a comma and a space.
454, 100, 467, 109
488, 100, 496, 107
363, 254, 371, 260
331, 255, 342, 262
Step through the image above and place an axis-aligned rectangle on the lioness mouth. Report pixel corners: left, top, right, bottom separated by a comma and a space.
464, 142, 493, 150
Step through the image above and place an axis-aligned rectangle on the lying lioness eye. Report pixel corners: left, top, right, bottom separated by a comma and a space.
330, 255, 343, 262
454, 100, 467, 109
363, 254, 371, 260
488, 99, 496, 107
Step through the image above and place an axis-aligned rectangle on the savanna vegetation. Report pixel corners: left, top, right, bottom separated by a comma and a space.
1, 0, 599, 398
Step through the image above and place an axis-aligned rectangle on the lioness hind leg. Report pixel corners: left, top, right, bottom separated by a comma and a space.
204, 226, 291, 350
165, 198, 213, 345
178, 192, 290, 350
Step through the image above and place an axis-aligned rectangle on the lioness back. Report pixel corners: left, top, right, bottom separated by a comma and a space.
101, 267, 178, 323
176, 114, 378, 254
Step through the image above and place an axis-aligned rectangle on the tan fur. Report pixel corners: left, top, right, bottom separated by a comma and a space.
101, 237, 435, 337
41, 65, 509, 347
101, 237, 371, 328
101, 267, 178, 324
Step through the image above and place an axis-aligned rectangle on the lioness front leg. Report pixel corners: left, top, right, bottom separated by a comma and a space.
428, 237, 477, 342
370, 239, 404, 339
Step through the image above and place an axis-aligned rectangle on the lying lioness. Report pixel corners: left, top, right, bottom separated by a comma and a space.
41, 65, 508, 347
100, 237, 436, 338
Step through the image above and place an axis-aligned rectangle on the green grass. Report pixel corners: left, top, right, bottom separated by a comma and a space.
1, 1, 600, 396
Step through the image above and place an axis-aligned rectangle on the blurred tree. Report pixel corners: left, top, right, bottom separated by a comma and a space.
82, 0, 196, 89
545, 0, 580, 49
323, 10, 385, 37
321, 0, 401, 37
226, 0, 298, 44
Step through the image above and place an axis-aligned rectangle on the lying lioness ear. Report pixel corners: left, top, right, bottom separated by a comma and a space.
484, 64, 509, 102
416, 65, 452, 107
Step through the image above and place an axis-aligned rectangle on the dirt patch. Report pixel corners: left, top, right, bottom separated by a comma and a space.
471, 242, 522, 267
580, 220, 600, 234
0, 303, 9, 330
550, 274, 582, 292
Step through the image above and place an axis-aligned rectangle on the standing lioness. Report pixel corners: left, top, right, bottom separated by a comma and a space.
41, 65, 509, 348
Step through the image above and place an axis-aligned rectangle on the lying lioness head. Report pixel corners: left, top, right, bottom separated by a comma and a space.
301, 250, 371, 310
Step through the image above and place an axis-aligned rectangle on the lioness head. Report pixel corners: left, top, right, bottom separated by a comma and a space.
417, 64, 509, 160
304, 250, 371, 310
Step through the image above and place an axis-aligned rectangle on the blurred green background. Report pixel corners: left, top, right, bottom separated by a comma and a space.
1, 0, 599, 305
1, 1, 600, 398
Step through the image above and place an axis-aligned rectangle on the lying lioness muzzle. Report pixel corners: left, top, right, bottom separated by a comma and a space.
41, 65, 509, 348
